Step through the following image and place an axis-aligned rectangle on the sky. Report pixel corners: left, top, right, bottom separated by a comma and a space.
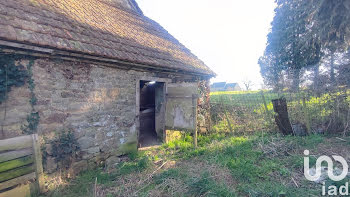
136, 0, 276, 90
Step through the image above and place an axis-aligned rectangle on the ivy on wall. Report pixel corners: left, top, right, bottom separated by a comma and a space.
0, 55, 28, 104
197, 80, 211, 133
22, 59, 40, 135
0, 54, 39, 135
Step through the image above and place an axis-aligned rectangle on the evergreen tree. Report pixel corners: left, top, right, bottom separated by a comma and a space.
259, 0, 350, 91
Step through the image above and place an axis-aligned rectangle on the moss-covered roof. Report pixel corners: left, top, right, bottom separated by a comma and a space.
0, 0, 215, 76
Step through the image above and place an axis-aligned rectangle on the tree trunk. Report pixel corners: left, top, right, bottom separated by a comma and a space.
278, 71, 284, 92
313, 64, 321, 95
272, 98, 293, 135
291, 69, 300, 92
273, 72, 280, 92
330, 53, 335, 86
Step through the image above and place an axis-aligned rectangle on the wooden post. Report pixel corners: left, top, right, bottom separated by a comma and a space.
32, 134, 44, 193
302, 94, 311, 134
192, 94, 198, 148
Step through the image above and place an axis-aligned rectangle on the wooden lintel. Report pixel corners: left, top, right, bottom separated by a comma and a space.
0, 40, 213, 79
0, 40, 53, 54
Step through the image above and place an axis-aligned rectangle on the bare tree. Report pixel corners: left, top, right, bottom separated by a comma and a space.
242, 78, 253, 91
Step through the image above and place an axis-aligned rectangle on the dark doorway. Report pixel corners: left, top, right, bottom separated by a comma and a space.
138, 80, 163, 148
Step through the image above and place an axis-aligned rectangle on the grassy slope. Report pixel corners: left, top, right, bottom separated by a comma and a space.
41, 133, 350, 197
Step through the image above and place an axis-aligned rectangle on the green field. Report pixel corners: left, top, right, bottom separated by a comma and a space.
210, 90, 350, 134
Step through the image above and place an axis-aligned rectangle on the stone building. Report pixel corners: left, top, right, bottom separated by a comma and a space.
0, 0, 214, 173
225, 83, 242, 91
210, 82, 241, 92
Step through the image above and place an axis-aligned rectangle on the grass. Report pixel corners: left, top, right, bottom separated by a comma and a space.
117, 156, 150, 175
40, 153, 151, 197
186, 171, 236, 197
43, 170, 117, 197
40, 132, 350, 197
37, 89, 350, 196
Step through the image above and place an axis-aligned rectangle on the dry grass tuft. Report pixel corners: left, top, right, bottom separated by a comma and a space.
97, 156, 235, 197
256, 136, 297, 157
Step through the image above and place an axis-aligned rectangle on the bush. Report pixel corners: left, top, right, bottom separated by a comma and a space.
50, 130, 80, 169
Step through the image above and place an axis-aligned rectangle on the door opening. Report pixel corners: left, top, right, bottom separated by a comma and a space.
138, 80, 164, 148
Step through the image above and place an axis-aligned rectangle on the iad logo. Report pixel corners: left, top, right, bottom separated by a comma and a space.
304, 150, 348, 181
304, 150, 350, 196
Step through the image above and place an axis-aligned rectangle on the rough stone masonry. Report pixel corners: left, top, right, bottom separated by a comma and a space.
0, 58, 171, 174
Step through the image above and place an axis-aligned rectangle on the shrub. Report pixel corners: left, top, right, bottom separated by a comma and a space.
50, 130, 80, 169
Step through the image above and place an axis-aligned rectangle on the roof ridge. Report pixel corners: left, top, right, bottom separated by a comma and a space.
140, 15, 209, 68
97, 0, 143, 17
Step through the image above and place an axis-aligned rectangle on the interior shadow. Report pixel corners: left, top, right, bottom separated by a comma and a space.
138, 80, 159, 148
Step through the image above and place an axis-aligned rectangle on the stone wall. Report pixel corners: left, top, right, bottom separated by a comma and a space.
0, 78, 31, 139
0, 57, 162, 174
0, 56, 210, 175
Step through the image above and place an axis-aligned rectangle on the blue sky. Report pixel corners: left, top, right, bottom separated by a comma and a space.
137, 0, 276, 89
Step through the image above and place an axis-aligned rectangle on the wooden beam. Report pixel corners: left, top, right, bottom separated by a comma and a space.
0, 155, 34, 173
0, 165, 34, 183
0, 40, 53, 54
0, 135, 32, 152
0, 172, 35, 191
0, 148, 33, 163
0, 183, 31, 197
1, 48, 207, 80
0, 40, 214, 78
